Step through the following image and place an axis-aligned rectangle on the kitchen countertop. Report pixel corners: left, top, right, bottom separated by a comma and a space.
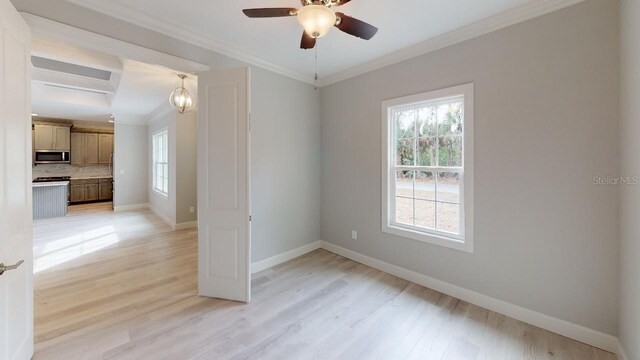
31, 175, 112, 181
32, 181, 70, 187
70, 175, 113, 180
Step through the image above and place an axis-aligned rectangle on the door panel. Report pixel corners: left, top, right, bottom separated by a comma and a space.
70, 184, 84, 203
53, 126, 70, 150
0, 1, 33, 359
198, 67, 251, 302
84, 133, 98, 164
33, 125, 52, 150
98, 133, 113, 164
207, 84, 239, 210
84, 184, 99, 201
99, 182, 112, 200
70, 132, 83, 165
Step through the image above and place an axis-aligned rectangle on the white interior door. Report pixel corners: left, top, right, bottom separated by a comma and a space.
197, 67, 251, 302
0, 1, 33, 359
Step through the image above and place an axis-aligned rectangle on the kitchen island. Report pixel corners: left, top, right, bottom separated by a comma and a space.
32, 181, 69, 219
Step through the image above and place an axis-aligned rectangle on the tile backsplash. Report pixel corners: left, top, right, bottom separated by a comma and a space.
32, 164, 111, 179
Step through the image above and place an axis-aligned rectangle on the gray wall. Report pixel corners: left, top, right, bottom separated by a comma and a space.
251, 67, 322, 261
175, 111, 198, 224
114, 123, 148, 208
148, 110, 176, 225
145, 110, 203, 228
321, 0, 619, 335
619, 0, 639, 357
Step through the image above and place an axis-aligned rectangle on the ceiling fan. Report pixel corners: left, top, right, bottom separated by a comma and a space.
242, 0, 378, 49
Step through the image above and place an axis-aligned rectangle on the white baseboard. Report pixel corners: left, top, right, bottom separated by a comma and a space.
148, 204, 176, 230
252, 240, 322, 273
617, 340, 629, 360
119, 204, 195, 231
319, 241, 620, 355
175, 221, 198, 230
113, 203, 148, 212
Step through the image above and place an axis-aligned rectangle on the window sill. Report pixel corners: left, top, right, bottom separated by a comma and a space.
153, 189, 168, 198
382, 224, 473, 253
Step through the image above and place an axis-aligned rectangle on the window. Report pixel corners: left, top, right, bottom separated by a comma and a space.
153, 129, 169, 195
382, 83, 474, 252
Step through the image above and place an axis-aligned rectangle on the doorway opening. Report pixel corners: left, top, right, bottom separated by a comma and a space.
29, 35, 205, 355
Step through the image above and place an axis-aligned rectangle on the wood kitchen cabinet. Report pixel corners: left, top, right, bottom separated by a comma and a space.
34, 124, 70, 150
70, 133, 84, 165
70, 183, 85, 203
34, 125, 53, 150
84, 183, 99, 201
99, 179, 113, 200
70, 178, 112, 203
54, 126, 70, 149
70, 132, 112, 166
84, 133, 99, 165
98, 134, 114, 164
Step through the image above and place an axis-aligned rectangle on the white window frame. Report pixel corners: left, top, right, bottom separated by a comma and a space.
153, 128, 169, 196
381, 83, 474, 253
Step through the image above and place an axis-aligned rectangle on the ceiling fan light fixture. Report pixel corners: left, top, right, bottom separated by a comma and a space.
169, 74, 195, 114
297, 5, 336, 38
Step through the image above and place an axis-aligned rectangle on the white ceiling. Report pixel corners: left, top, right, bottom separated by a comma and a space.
64, 0, 535, 81
32, 54, 197, 123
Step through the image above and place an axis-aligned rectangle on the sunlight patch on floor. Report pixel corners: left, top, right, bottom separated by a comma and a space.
34, 225, 119, 273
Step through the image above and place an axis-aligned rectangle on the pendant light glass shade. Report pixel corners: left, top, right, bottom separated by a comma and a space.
297, 5, 336, 38
170, 74, 195, 114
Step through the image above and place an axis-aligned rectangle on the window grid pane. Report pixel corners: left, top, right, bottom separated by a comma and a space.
391, 97, 463, 236
153, 130, 169, 194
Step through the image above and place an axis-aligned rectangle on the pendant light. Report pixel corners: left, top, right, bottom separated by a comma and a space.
169, 74, 195, 114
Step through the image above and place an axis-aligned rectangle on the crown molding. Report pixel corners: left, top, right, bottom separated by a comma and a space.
319, 0, 587, 86
110, 112, 148, 125
147, 101, 174, 124
113, 118, 148, 126
64, 0, 316, 85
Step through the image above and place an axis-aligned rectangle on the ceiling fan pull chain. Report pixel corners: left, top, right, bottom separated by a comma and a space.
314, 40, 319, 90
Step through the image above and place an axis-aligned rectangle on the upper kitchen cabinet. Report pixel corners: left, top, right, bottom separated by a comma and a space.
34, 124, 71, 150
84, 133, 99, 164
98, 134, 114, 164
70, 130, 114, 166
70, 132, 84, 165
34, 125, 53, 150
54, 126, 71, 150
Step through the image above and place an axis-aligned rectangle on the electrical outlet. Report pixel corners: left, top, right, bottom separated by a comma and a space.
351, 231, 358, 240
189, 206, 195, 213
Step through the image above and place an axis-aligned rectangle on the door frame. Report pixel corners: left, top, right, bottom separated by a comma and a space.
0, 1, 34, 358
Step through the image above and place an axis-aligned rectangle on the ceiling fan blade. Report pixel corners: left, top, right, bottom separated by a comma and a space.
300, 32, 316, 49
242, 8, 297, 18
332, 0, 352, 6
334, 12, 378, 40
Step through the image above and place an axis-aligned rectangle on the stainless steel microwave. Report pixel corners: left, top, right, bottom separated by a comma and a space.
34, 150, 70, 164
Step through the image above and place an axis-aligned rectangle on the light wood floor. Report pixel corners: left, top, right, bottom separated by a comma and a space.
32, 203, 617, 360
